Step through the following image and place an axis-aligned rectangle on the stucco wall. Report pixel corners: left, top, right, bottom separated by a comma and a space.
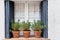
0, 0, 5, 40
48, 0, 60, 40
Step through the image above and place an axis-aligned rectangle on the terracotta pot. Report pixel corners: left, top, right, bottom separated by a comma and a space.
12, 31, 20, 38
34, 31, 41, 38
23, 31, 30, 38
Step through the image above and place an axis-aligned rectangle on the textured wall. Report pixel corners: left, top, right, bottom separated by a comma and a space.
0, 0, 5, 40
48, 0, 60, 40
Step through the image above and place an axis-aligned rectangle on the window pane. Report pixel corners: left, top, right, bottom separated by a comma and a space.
28, 3, 34, 12
34, 3, 40, 12
15, 3, 25, 22
34, 12, 41, 20
28, 3, 40, 21
28, 12, 34, 19
19, 3, 25, 12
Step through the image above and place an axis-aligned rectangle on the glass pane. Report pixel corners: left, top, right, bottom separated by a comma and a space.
28, 3, 34, 12
28, 12, 34, 19
15, 3, 25, 22
34, 12, 41, 20
19, 3, 25, 12
15, 18, 25, 22
34, 3, 39, 12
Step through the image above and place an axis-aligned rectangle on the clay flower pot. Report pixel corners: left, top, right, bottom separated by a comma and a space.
34, 31, 41, 38
12, 31, 20, 38
23, 31, 30, 38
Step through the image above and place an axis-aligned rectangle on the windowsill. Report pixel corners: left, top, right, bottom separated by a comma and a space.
3, 37, 50, 40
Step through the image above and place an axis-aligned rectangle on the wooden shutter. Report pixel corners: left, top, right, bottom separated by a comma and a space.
5, 1, 14, 38
41, 0, 48, 38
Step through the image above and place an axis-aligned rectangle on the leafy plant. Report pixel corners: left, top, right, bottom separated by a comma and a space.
32, 20, 46, 31
11, 20, 20, 31
21, 20, 31, 31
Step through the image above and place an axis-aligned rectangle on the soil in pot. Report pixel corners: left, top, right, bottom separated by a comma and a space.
23, 30, 30, 38
12, 31, 20, 38
34, 31, 42, 38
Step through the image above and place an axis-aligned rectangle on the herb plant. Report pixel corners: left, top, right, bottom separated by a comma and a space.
11, 20, 20, 31
32, 20, 46, 31
21, 20, 31, 31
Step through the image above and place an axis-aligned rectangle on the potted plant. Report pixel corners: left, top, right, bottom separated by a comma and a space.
32, 20, 46, 38
11, 20, 20, 38
21, 20, 31, 38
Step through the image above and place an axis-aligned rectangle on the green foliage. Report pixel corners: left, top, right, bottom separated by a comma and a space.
32, 20, 46, 31
11, 20, 45, 31
21, 20, 31, 31
11, 20, 20, 31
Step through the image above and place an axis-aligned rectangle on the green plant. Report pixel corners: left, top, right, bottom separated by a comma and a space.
11, 20, 20, 31
21, 20, 31, 31
32, 20, 46, 31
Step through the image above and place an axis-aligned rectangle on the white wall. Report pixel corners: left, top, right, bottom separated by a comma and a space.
48, 0, 60, 40
0, 0, 5, 40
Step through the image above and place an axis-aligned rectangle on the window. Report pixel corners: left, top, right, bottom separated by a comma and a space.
15, 2, 41, 36
15, 2, 41, 23
5, 1, 48, 38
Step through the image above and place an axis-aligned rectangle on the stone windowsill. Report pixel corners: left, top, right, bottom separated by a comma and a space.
3, 37, 50, 40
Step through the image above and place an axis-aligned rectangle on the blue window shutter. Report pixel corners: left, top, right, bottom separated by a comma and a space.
5, 1, 14, 38
41, 1, 48, 38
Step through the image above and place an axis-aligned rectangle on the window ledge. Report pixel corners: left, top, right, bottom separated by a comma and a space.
3, 37, 50, 40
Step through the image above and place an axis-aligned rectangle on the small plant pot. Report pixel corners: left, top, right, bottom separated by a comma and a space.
34, 31, 41, 38
12, 31, 20, 38
23, 31, 30, 38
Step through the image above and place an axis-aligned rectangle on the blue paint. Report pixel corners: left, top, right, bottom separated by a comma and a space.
5, 1, 10, 38
41, 1, 48, 38
5, 1, 14, 38
43, 0, 48, 1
